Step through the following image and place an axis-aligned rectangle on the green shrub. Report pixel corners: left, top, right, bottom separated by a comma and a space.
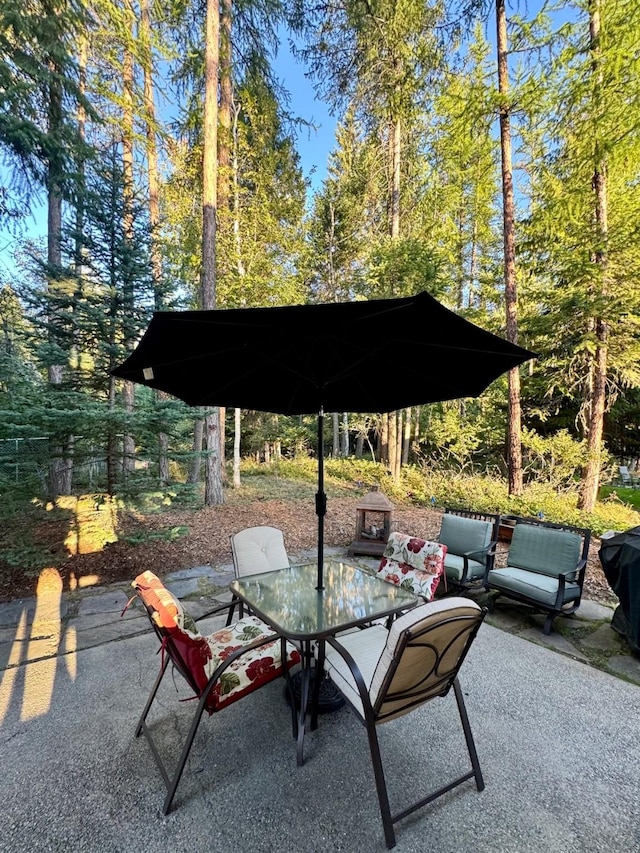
237, 456, 639, 536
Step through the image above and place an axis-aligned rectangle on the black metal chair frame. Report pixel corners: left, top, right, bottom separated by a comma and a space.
318, 605, 487, 849
135, 598, 298, 814
441, 507, 501, 592
486, 516, 591, 635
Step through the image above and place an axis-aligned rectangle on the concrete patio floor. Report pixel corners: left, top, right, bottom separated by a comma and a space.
0, 550, 639, 852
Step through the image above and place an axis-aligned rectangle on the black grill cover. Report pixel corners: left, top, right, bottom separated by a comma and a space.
599, 527, 640, 656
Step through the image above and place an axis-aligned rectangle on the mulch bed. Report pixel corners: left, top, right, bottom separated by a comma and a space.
0, 497, 618, 607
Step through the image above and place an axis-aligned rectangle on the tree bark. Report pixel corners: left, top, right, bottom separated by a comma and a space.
46, 43, 72, 497
201, 0, 223, 506
402, 406, 411, 465
189, 418, 204, 483
389, 117, 401, 240
341, 412, 349, 457
578, 0, 609, 512
380, 413, 389, 466
121, 2, 136, 476
233, 407, 241, 487
394, 410, 403, 480
388, 410, 397, 477
332, 412, 339, 457
218, 0, 233, 216
140, 0, 170, 485
496, 0, 523, 496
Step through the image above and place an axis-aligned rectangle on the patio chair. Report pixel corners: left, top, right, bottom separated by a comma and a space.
485, 518, 591, 635
227, 525, 290, 624
128, 570, 301, 814
438, 508, 500, 593
316, 597, 487, 849
617, 465, 639, 488
375, 531, 446, 603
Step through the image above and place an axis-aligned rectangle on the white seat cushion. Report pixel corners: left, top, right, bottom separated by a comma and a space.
321, 625, 389, 717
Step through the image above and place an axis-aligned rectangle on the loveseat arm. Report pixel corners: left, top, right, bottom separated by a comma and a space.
552, 559, 587, 610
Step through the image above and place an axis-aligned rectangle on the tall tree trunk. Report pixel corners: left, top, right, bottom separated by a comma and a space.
189, 419, 204, 483
73, 34, 88, 342
496, 0, 523, 496
341, 412, 349, 457
107, 378, 118, 494
201, 0, 223, 506
215, 0, 232, 481
402, 406, 411, 465
141, 0, 169, 485
393, 410, 402, 480
388, 410, 397, 477
355, 434, 364, 458
121, 3, 136, 476
231, 97, 244, 484
218, 0, 232, 216
46, 47, 72, 497
578, 0, 609, 512
232, 101, 245, 278
469, 210, 479, 308
107, 160, 120, 495
456, 207, 465, 309
233, 407, 241, 487
389, 117, 401, 240
380, 413, 389, 466
332, 412, 339, 457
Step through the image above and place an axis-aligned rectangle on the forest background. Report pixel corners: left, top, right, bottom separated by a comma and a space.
0, 0, 640, 587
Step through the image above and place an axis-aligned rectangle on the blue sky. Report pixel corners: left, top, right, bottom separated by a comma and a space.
272, 37, 336, 193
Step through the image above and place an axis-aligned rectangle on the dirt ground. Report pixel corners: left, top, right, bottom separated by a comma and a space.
0, 496, 618, 607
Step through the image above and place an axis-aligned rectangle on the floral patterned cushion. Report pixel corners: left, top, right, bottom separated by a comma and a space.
203, 617, 300, 711
376, 532, 447, 601
133, 570, 200, 636
132, 571, 300, 714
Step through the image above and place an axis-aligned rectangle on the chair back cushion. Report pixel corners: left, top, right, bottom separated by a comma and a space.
133, 570, 200, 635
370, 598, 483, 722
376, 532, 446, 600
231, 526, 290, 577
439, 514, 493, 564
508, 524, 582, 577
133, 570, 213, 695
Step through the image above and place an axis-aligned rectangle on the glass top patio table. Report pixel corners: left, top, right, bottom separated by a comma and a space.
229, 559, 419, 641
231, 560, 418, 765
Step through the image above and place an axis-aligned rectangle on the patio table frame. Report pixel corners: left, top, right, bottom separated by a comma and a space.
230, 559, 418, 764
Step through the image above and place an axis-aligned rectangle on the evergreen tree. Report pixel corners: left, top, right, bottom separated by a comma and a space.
521, 0, 640, 507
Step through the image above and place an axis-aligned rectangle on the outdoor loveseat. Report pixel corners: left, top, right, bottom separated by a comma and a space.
485, 517, 591, 635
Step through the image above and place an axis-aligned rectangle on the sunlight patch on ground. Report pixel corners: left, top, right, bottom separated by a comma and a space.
0, 610, 27, 726
68, 572, 101, 590
0, 567, 65, 723
54, 494, 119, 556
22, 567, 63, 720
63, 626, 77, 680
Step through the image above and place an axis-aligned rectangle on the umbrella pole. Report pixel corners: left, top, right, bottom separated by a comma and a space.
316, 408, 326, 590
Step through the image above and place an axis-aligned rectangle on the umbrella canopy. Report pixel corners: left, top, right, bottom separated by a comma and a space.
113, 291, 535, 588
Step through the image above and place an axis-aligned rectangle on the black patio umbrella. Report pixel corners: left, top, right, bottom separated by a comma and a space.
113, 290, 535, 588
599, 527, 640, 655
